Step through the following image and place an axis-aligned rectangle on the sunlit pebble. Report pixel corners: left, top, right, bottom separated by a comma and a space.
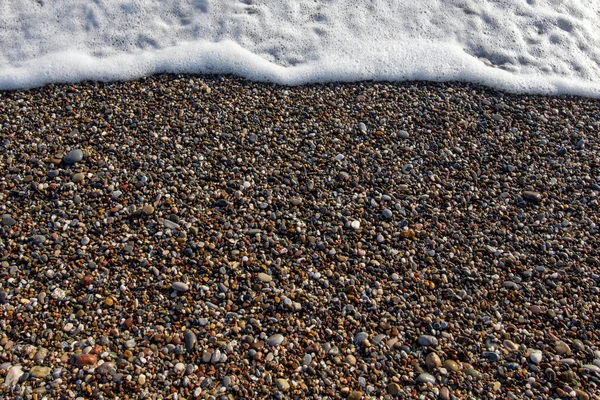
377, 234, 385, 243
351, 220, 361, 230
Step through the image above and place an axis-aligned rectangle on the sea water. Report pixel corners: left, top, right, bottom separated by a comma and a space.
1, 0, 599, 96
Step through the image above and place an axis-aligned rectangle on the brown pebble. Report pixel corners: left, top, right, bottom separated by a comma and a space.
74, 354, 97, 367
348, 391, 363, 400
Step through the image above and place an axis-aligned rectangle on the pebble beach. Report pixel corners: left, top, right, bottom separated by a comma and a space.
1, 74, 600, 399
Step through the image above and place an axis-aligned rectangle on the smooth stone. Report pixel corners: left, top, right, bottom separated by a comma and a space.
1, 214, 17, 226
4, 365, 24, 388
382, 208, 393, 218
555, 341, 572, 356
354, 332, 369, 346
71, 173, 85, 183
439, 387, 451, 400
503, 340, 519, 351
276, 378, 290, 391
266, 334, 284, 346
32, 235, 46, 244
29, 366, 51, 378
258, 273, 272, 283
124, 339, 136, 349
387, 382, 401, 395
138, 374, 147, 385
417, 372, 436, 384
163, 219, 180, 230
290, 196, 303, 206
443, 360, 460, 372
522, 191, 542, 203
426, 352, 442, 369
184, 330, 197, 352
64, 149, 83, 164
529, 349, 543, 364
572, 339, 585, 352
172, 282, 189, 292
143, 205, 155, 215
348, 391, 363, 400
482, 351, 501, 362
418, 335, 438, 347
466, 368, 482, 379
398, 130, 409, 139
33, 348, 48, 364
73, 354, 97, 367
96, 362, 114, 376
357, 122, 367, 132
583, 364, 600, 375
351, 220, 361, 230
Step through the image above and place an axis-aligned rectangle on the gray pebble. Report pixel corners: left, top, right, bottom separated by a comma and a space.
64, 149, 84, 164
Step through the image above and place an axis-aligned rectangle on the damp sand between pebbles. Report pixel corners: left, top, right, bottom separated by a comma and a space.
1, 75, 600, 399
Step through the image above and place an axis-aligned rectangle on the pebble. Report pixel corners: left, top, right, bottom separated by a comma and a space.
172, 282, 189, 292
418, 335, 438, 347
351, 220, 361, 230
439, 387, 451, 400
522, 191, 542, 203
555, 341, 572, 356
258, 273, 272, 283
426, 352, 442, 369
266, 334, 285, 346
529, 349, 543, 364
1, 214, 17, 226
63, 149, 83, 164
71, 172, 85, 183
4, 365, 24, 388
184, 329, 197, 352
417, 373, 436, 384
276, 378, 290, 391
387, 382, 401, 395
348, 391, 363, 400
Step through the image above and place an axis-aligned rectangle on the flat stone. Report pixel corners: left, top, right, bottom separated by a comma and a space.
555, 341, 572, 356
32, 235, 46, 244
417, 372, 436, 384
443, 360, 460, 372
163, 219, 180, 230
397, 130, 410, 139
439, 387, 451, 400
96, 362, 115, 375
30, 366, 51, 378
418, 335, 438, 347
64, 149, 84, 164
258, 273, 272, 283
33, 348, 48, 364
529, 349, 543, 364
73, 354, 97, 367
348, 391, 363, 400
266, 334, 284, 346
276, 378, 290, 391
4, 365, 24, 388
522, 191, 542, 203
351, 220, 360, 230
172, 282, 189, 292
143, 205, 155, 215
1, 214, 16, 227
354, 332, 369, 346
71, 172, 85, 183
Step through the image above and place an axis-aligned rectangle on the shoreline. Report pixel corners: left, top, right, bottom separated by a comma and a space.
1, 74, 600, 399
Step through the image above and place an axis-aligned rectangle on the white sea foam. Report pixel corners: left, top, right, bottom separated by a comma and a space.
1, 0, 599, 96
